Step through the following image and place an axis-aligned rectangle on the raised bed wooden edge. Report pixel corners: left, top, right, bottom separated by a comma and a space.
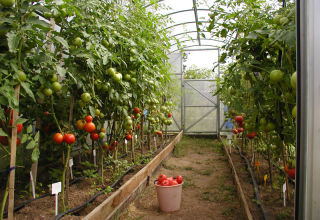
220, 136, 253, 220
83, 131, 183, 220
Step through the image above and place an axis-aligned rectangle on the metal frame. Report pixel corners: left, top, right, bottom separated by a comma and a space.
170, 38, 223, 47
169, 45, 219, 54
296, 0, 320, 219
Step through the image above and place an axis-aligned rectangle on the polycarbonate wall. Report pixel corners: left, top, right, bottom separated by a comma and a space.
167, 53, 183, 132
183, 79, 218, 134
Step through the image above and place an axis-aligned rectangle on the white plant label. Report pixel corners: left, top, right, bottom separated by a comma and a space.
227, 134, 232, 140
30, 171, 35, 199
69, 158, 74, 179
229, 145, 232, 154
93, 149, 96, 166
283, 183, 286, 207
135, 135, 138, 139
52, 182, 61, 195
52, 181, 61, 216
154, 136, 157, 147
125, 139, 128, 145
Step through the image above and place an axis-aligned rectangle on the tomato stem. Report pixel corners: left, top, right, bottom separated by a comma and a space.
50, 96, 63, 133
61, 145, 71, 212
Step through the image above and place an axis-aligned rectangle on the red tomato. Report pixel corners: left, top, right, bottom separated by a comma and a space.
247, 132, 256, 139
156, 131, 162, 136
125, 134, 132, 140
90, 132, 99, 141
131, 115, 135, 120
287, 168, 295, 179
16, 137, 20, 146
111, 140, 118, 147
44, 111, 50, 115
237, 127, 244, 133
158, 174, 167, 183
76, 120, 85, 130
63, 133, 76, 144
85, 115, 93, 123
238, 121, 245, 128
235, 116, 243, 123
0, 136, 8, 146
109, 145, 115, 151
133, 107, 141, 114
168, 113, 172, 118
176, 175, 183, 184
161, 179, 170, 186
17, 124, 23, 134
167, 177, 173, 182
137, 124, 141, 130
170, 180, 178, 186
232, 128, 238, 134
53, 133, 64, 144
84, 122, 96, 133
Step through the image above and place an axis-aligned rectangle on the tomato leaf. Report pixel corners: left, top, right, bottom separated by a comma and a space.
21, 134, 28, 144
21, 82, 36, 102
7, 31, 20, 53
89, 106, 95, 117
34, 131, 40, 143
54, 36, 69, 49
16, 118, 28, 125
27, 125, 32, 134
26, 140, 36, 149
0, 128, 8, 137
31, 148, 40, 162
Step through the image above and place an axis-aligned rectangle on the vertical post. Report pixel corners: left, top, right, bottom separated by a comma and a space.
217, 48, 221, 137
8, 85, 20, 220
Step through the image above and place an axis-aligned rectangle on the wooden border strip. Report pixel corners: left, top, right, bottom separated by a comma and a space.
84, 131, 183, 220
220, 137, 253, 220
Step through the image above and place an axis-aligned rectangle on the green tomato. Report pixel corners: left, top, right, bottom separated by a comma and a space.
81, 92, 91, 103
102, 83, 110, 91
131, 78, 136, 84
99, 113, 105, 118
51, 74, 58, 82
280, 17, 289, 25
16, 70, 26, 82
273, 15, 282, 25
129, 70, 136, 76
124, 74, 131, 81
99, 132, 106, 139
73, 37, 82, 47
52, 82, 62, 92
290, 72, 297, 89
292, 105, 297, 118
43, 88, 53, 96
113, 73, 122, 82
259, 118, 267, 125
95, 109, 101, 116
270, 70, 284, 83
266, 122, 275, 132
107, 67, 117, 76
0, 0, 14, 7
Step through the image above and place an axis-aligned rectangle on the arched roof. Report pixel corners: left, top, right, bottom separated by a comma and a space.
145, 0, 225, 53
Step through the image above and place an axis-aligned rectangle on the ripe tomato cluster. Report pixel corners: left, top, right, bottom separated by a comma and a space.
53, 133, 76, 145
232, 115, 257, 139
156, 174, 183, 186
0, 109, 23, 146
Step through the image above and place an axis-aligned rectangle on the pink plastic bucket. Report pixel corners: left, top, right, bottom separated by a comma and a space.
155, 181, 183, 212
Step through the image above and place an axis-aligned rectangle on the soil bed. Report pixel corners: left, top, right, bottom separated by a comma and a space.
226, 137, 294, 220
3, 135, 175, 220
120, 136, 245, 220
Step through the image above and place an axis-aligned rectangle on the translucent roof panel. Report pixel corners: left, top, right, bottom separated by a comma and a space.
146, 0, 225, 52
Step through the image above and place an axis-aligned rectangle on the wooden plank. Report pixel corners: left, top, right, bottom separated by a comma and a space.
84, 131, 183, 220
8, 85, 20, 220
220, 137, 253, 220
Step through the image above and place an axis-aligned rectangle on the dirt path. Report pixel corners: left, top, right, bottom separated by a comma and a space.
119, 136, 245, 220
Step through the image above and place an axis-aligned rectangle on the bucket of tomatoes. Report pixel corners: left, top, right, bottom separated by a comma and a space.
154, 174, 183, 212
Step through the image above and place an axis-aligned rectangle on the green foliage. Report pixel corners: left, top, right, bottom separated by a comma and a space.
184, 65, 213, 79
210, 1, 296, 151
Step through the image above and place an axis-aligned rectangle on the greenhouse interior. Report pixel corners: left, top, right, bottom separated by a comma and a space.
0, 0, 318, 219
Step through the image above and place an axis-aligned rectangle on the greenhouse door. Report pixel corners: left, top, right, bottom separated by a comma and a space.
182, 79, 219, 135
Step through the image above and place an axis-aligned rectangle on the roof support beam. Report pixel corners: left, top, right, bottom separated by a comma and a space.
192, 0, 201, 46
